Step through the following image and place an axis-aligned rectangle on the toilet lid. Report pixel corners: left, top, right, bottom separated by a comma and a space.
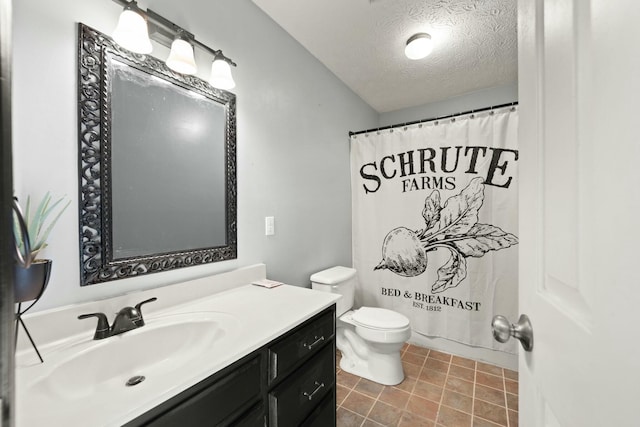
352, 307, 410, 330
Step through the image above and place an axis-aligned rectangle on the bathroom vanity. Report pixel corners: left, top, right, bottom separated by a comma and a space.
127, 305, 336, 426
15, 264, 340, 426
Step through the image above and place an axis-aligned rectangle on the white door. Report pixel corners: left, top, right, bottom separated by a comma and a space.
517, 1, 640, 426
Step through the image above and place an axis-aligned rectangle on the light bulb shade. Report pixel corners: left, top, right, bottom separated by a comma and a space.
209, 59, 235, 90
405, 33, 433, 60
166, 38, 197, 75
112, 9, 153, 54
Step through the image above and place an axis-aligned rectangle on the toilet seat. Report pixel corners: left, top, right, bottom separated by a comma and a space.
341, 307, 411, 345
352, 307, 410, 331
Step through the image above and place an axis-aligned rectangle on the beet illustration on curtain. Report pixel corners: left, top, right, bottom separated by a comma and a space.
375, 177, 518, 293
351, 107, 519, 353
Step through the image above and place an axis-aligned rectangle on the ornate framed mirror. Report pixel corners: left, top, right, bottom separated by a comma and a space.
78, 23, 237, 286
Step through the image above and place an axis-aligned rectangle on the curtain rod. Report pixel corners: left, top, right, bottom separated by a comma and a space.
348, 101, 518, 137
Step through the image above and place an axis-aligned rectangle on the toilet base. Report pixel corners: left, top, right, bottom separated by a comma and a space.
337, 327, 406, 386
339, 350, 405, 386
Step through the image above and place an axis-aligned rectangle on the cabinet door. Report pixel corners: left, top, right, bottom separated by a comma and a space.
269, 344, 335, 427
300, 390, 336, 427
233, 402, 266, 427
145, 355, 262, 427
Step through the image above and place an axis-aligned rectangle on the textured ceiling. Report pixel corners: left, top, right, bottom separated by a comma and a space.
252, 0, 517, 113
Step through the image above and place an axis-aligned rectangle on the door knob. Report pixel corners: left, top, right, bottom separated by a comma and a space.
491, 314, 534, 351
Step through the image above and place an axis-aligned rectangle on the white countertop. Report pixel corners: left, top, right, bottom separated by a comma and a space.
16, 278, 340, 426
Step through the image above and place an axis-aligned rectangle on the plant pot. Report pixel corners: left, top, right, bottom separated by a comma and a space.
14, 259, 52, 303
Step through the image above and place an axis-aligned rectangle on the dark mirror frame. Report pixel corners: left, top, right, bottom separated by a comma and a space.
77, 23, 237, 286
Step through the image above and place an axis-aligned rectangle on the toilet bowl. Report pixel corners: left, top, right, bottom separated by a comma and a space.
310, 266, 411, 385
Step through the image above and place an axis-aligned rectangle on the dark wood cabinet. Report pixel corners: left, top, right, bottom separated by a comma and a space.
268, 309, 334, 385
300, 392, 337, 427
126, 305, 336, 427
269, 344, 335, 427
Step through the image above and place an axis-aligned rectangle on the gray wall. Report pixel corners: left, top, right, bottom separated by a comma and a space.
12, 0, 377, 310
378, 83, 518, 127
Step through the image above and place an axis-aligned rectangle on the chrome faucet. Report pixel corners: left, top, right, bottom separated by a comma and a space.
78, 297, 157, 340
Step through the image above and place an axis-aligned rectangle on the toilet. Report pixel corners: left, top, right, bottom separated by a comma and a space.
310, 266, 411, 386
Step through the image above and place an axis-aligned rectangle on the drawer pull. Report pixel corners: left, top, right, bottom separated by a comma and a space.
303, 335, 325, 351
302, 381, 325, 401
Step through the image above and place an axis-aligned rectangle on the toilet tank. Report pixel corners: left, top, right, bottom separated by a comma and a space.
310, 266, 356, 316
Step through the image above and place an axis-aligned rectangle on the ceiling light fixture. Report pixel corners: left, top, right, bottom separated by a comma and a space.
405, 33, 433, 60
110, 0, 237, 89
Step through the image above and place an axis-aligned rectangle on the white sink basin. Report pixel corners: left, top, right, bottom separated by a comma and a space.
24, 311, 240, 402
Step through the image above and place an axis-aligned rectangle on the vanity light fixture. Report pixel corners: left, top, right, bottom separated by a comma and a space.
112, 1, 152, 54
166, 31, 198, 75
110, 0, 237, 89
209, 54, 236, 90
405, 33, 433, 60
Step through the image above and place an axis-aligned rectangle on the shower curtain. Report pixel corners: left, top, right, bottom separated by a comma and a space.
351, 107, 519, 353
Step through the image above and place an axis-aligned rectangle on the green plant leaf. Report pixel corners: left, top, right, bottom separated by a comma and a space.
24, 195, 32, 243
38, 192, 62, 239
32, 196, 65, 245
14, 192, 69, 260
12, 209, 25, 254
29, 192, 50, 243
33, 199, 70, 251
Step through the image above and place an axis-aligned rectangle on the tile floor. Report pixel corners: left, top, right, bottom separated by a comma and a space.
336, 344, 518, 427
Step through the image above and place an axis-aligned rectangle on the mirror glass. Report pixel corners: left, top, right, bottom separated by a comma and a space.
110, 60, 227, 259
78, 23, 237, 286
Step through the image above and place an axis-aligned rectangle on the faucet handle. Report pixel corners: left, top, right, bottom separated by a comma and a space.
78, 312, 110, 340
134, 297, 157, 326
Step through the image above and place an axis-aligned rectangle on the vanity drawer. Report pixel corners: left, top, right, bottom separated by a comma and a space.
268, 343, 335, 427
143, 354, 262, 427
268, 306, 335, 384
300, 389, 336, 427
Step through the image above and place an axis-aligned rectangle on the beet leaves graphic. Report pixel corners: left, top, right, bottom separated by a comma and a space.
375, 177, 518, 293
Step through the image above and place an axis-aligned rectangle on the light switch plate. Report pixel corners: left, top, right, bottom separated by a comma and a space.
265, 216, 275, 236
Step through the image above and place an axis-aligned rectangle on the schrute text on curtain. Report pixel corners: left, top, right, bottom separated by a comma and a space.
359, 146, 518, 194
